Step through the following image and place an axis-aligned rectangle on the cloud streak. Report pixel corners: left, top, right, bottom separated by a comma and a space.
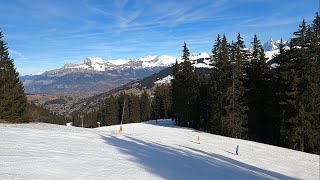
0, 0, 317, 75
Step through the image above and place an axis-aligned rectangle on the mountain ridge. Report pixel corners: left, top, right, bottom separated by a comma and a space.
22, 39, 287, 94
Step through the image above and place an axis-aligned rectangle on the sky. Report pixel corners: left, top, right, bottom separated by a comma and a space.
0, 0, 318, 75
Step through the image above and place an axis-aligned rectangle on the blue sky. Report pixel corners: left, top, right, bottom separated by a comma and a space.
0, 0, 318, 75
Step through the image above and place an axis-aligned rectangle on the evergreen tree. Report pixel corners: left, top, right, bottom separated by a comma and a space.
0, 31, 28, 123
208, 34, 248, 138
279, 39, 286, 55
291, 20, 308, 48
209, 34, 223, 134
313, 12, 320, 40
209, 34, 232, 135
246, 34, 269, 142
278, 18, 320, 153
222, 37, 248, 138
161, 85, 172, 119
128, 94, 140, 123
97, 104, 106, 126
171, 42, 197, 127
104, 96, 118, 125
211, 34, 222, 63
196, 74, 210, 131
151, 85, 172, 120
171, 60, 180, 121
151, 86, 161, 119
140, 90, 151, 121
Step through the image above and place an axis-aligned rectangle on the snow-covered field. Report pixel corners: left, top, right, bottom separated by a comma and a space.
0, 120, 319, 180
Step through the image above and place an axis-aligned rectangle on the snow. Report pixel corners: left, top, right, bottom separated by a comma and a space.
0, 120, 318, 180
30, 72, 43, 76
270, 63, 280, 69
263, 39, 278, 51
86, 57, 105, 64
142, 55, 177, 68
138, 55, 158, 62
190, 52, 210, 60
194, 63, 212, 69
108, 59, 130, 65
265, 49, 279, 61
154, 75, 173, 84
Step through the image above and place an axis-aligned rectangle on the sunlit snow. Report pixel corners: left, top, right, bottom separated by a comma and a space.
0, 120, 318, 179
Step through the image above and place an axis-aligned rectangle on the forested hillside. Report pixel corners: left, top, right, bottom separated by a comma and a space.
78, 13, 320, 155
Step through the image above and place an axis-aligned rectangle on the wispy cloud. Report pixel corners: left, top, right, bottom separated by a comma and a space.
1, 0, 316, 75
9, 49, 25, 59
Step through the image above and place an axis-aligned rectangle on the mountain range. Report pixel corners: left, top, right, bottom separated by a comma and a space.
21, 39, 287, 94
21, 53, 211, 94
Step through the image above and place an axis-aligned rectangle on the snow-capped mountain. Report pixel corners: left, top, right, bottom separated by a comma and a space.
52, 53, 211, 74
263, 39, 289, 51
263, 39, 289, 60
21, 53, 211, 94
62, 55, 177, 72
21, 40, 286, 94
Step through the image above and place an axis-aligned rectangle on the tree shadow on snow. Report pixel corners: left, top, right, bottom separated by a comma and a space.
100, 135, 294, 180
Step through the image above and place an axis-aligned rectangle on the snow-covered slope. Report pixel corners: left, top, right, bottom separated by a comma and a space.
0, 120, 318, 179
154, 75, 173, 84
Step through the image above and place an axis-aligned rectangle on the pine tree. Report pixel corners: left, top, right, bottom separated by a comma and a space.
312, 12, 320, 40
209, 34, 248, 138
246, 34, 269, 142
152, 86, 161, 119
0, 31, 28, 123
151, 85, 172, 120
209, 34, 223, 134
97, 104, 106, 126
171, 41, 197, 127
140, 90, 151, 121
291, 19, 308, 48
266, 39, 287, 145
104, 96, 118, 125
211, 34, 222, 64
221, 36, 248, 138
279, 39, 286, 55
171, 60, 180, 121
161, 85, 172, 119
196, 74, 210, 131
276, 17, 320, 153
128, 94, 140, 123
208, 34, 231, 135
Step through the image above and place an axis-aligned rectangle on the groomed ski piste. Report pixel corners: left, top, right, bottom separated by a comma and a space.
0, 120, 319, 180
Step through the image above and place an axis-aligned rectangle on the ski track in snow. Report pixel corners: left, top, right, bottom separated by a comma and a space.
0, 120, 319, 180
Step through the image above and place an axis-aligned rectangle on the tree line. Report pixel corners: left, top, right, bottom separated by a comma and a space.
71, 85, 173, 128
171, 13, 320, 154
72, 13, 319, 154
